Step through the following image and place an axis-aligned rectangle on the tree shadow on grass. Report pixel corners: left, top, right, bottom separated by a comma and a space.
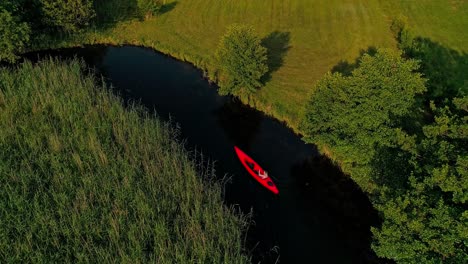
93, 0, 138, 29
402, 37, 468, 101
93, 0, 178, 29
261, 31, 291, 83
331, 46, 377, 76
160, 1, 178, 14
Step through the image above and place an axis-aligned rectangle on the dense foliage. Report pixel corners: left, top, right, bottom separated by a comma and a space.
302, 49, 426, 190
216, 24, 268, 98
0, 8, 30, 63
0, 0, 171, 63
371, 97, 468, 263
39, 0, 95, 33
302, 47, 467, 262
0, 59, 249, 263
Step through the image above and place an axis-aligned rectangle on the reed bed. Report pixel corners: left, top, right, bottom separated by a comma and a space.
0, 58, 249, 263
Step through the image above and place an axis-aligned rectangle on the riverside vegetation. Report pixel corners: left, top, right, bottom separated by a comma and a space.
302, 47, 467, 263
0, 59, 249, 262
1, 0, 467, 263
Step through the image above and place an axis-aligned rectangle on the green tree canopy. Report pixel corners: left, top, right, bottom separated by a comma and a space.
39, 0, 95, 33
302, 49, 426, 190
371, 97, 468, 263
0, 8, 30, 63
302, 47, 467, 263
216, 24, 268, 98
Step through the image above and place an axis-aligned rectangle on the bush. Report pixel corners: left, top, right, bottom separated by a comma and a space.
0, 9, 30, 63
301, 49, 426, 190
391, 16, 415, 54
216, 24, 268, 98
39, 0, 95, 33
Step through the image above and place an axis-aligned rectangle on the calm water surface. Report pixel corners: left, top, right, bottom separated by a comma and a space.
29, 46, 380, 263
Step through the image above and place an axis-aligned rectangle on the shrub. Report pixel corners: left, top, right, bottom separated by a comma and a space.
0, 9, 30, 63
39, 0, 95, 33
301, 49, 426, 190
216, 24, 268, 98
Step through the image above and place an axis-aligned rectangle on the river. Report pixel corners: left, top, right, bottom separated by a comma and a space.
28, 46, 380, 263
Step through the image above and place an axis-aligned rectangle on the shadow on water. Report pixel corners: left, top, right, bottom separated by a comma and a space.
19, 46, 109, 72
25, 46, 384, 264
93, 0, 139, 29
331, 47, 377, 76
214, 98, 262, 150
291, 157, 384, 263
261, 31, 291, 83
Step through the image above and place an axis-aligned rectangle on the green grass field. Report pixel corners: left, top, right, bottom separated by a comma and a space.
44, 0, 466, 130
0, 59, 249, 263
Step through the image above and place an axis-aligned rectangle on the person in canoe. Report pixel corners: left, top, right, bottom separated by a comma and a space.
246, 161, 269, 179
258, 170, 269, 179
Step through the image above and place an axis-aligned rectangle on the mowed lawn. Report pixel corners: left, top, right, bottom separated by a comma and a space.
83, 0, 468, 128
381, 0, 468, 52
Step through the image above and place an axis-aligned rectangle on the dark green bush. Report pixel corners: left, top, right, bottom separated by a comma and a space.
0, 9, 30, 63
39, 0, 95, 33
216, 24, 268, 98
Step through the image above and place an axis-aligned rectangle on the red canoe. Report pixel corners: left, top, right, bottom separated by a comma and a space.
234, 146, 279, 194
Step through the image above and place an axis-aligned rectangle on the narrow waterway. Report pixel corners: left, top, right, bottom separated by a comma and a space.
28, 46, 380, 263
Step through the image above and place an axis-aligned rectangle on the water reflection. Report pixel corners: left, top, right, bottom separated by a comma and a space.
215, 98, 262, 150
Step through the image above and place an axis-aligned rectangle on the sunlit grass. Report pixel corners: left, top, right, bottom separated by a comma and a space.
33, 0, 466, 130
0, 59, 249, 263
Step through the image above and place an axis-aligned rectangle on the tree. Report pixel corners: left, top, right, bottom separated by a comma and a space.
371, 97, 468, 263
39, 0, 95, 33
216, 24, 268, 98
302, 47, 467, 263
301, 49, 426, 190
0, 9, 30, 63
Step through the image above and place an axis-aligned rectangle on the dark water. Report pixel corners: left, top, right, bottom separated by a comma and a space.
27, 46, 381, 263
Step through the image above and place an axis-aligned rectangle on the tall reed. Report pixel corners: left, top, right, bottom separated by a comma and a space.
0, 58, 249, 263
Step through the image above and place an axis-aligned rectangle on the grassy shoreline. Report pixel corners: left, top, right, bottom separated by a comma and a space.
25, 0, 467, 172
0, 58, 249, 262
